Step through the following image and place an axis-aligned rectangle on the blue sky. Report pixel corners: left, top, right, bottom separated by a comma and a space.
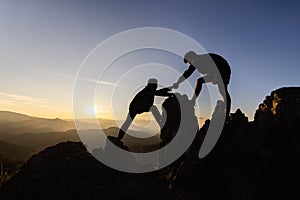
0, 0, 299, 120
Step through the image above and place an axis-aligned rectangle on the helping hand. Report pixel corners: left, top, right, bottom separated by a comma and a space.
172, 82, 179, 89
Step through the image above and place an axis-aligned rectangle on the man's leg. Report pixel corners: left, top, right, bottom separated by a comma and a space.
192, 76, 209, 103
118, 111, 137, 141
218, 83, 231, 120
150, 105, 163, 128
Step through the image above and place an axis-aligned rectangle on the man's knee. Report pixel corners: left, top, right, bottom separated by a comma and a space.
129, 111, 137, 120
196, 77, 205, 85
149, 105, 158, 112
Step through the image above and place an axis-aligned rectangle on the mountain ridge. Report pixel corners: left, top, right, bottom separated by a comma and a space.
0, 139, 36, 161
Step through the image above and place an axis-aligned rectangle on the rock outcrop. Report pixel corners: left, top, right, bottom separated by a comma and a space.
169, 87, 300, 199
0, 141, 170, 200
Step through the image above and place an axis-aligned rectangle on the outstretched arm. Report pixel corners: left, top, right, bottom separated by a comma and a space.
155, 87, 173, 97
173, 65, 195, 89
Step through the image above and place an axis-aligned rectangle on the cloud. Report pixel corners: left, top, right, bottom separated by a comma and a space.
46, 71, 125, 87
78, 77, 121, 87
0, 92, 50, 107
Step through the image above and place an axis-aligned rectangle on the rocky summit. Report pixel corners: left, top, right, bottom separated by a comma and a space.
0, 87, 299, 200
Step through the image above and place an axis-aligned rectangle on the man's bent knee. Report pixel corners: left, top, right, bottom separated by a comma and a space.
196, 77, 205, 85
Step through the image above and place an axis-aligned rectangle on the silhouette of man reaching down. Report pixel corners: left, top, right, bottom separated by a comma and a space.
117, 78, 171, 142
172, 51, 231, 118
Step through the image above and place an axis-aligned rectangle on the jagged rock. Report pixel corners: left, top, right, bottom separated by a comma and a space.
168, 87, 300, 200
254, 87, 300, 128
160, 93, 197, 146
168, 101, 227, 199
160, 94, 181, 146
230, 108, 248, 125
253, 87, 300, 199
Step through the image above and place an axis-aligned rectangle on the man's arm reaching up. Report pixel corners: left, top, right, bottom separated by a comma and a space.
172, 65, 195, 89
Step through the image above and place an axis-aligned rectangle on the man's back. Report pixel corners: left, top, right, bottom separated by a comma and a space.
129, 86, 155, 114
193, 53, 230, 76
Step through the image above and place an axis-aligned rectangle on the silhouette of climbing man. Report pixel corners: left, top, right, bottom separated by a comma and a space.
172, 51, 231, 118
118, 78, 171, 142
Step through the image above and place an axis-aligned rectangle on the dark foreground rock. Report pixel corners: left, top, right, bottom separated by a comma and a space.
168, 87, 300, 200
0, 141, 172, 200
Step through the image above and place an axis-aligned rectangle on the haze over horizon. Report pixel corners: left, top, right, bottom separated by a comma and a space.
1, 0, 299, 122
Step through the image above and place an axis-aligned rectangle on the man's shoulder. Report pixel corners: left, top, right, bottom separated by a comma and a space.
135, 86, 149, 95
197, 53, 227, 64
131, 87, 154, 101
200, 53, 224, 59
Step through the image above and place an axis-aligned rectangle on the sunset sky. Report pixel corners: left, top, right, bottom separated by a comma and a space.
0, 0, 299, 121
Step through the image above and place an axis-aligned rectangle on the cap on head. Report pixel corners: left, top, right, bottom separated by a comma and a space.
184, 51, 197, 64
147, 78, 158, 85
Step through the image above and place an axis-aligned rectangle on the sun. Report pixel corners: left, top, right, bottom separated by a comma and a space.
85, 105, 98, 117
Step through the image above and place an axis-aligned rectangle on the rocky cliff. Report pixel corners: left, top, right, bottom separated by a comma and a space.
169, 87, 300, 199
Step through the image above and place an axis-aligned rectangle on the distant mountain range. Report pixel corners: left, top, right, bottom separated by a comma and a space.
0, 111, 75, 134
0, 139, 36, 161
0, 111, 155, 134
0, 111, 161, 162
0, 130, 80, 152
